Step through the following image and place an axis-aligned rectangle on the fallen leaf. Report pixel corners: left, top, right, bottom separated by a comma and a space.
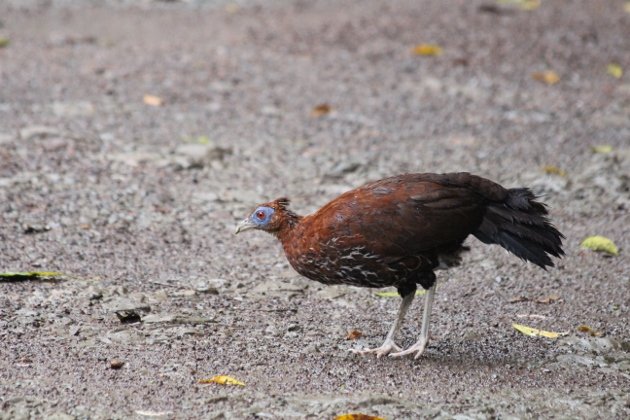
135, 410, 174, 417
198, 375, 245, 386
580, 236, 619, 256
591, 145, 613, 154
606, 63, 623, 79
0, 271, 64, 281
196, 135, 211, 144
521, 0, 540, 10
143, 94, 163, 107
225, 3, 240, 13
335, 414, 385, 420
0, 37, 9, 48
625, 1, 630, 14
536, 294, 560, 304
509, 296, 528, 303
497, 0, 540, 11
512, 323, 566, 339
375, 289, 426, 298
412, 43, 443, 56
516, 314, 547, 320
311, 103, 331, 117
346, 330, 363, 340
542, 165, 566, 176
577, 324, 603, 337
532, 70, 560, 85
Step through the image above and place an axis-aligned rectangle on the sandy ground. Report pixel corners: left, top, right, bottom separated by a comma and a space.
0, 0, 629, 418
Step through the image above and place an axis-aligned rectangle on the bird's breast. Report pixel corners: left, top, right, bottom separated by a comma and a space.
282, 235, 398, 288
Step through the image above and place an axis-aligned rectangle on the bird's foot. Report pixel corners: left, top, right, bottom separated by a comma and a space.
350, 339, 402, 358
389, 338, 428, 360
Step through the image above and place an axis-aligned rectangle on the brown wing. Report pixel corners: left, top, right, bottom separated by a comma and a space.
306, 173, 505, 259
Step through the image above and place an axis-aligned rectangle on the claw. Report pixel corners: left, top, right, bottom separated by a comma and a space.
351, 339, 402, 358
389, 338, 428, 359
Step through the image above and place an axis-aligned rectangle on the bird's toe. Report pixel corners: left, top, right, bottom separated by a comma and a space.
351, 340, 401, 358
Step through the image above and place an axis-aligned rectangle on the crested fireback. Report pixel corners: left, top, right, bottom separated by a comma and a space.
236, 172, 564, 359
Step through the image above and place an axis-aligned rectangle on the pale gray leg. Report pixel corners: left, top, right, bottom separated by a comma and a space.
390, 281, 437, 359
351, 291, 415, 358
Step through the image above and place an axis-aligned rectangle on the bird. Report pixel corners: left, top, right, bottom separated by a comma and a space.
235, 172, 564, 359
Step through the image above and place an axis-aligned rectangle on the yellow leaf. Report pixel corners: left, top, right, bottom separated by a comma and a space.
198, 375, 245, 386
532, 70, 560, 85
143, 94, 164, 107
606, 63, 623, 79
225, 3, 240, 13
311, 103, 331, 117
0, 271, 64, 281
520, 0, 540, 10
542, 165, 566, 176
497, 0, 540, 11
580, 236, 619, 256
591, 145, 613, 154
512, 323, 566, 339
0, 37, 9, 48
412, 43, 443, 56
375, 290, 426, 298
335, 414, 385, 420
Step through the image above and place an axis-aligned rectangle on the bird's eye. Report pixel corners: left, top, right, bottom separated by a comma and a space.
256, 210, 266, 220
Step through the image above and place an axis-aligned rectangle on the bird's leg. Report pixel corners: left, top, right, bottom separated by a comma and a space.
390, 281, 437, 359
351, 291, 415, 358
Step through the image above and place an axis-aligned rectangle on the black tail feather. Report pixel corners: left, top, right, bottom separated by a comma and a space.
474, 188, 564, 269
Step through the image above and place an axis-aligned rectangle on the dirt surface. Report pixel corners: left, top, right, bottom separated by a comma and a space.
1, 0, 629, 418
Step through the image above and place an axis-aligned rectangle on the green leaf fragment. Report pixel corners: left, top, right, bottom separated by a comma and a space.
0, 271, 64, 281
606, 63, 623, 79
591, 145, 613, 154
0, 37, 9, 48
580, 236, 619, 256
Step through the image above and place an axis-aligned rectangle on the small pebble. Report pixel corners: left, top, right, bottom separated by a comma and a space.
110, 359, 124, 369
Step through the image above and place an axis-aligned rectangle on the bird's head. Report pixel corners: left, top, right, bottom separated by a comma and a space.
235, 198, 298, 235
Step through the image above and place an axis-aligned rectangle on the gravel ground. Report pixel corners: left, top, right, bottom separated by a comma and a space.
1, 0, 629, 418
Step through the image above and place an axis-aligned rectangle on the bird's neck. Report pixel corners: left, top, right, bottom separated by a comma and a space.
274, 211, 303, 244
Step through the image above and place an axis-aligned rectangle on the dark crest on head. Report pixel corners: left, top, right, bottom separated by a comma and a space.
274, 197, 291, 210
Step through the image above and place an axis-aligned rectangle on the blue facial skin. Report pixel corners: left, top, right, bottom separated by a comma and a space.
251, 206, 275, 228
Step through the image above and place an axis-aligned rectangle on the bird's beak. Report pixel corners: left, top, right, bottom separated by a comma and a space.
235, 218, 257, 234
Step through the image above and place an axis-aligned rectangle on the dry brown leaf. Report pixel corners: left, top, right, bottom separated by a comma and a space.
411, 43, 443, 56
335, 414, 385, 420
225, 3, 240, 13
577, 325, 603, 337
198, 375, 245, 386
311, 103, 331, 117
536, 294, 561, 304
532, 70, 560, 85
346, 330, 363, 340
143, 94, 164, 107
